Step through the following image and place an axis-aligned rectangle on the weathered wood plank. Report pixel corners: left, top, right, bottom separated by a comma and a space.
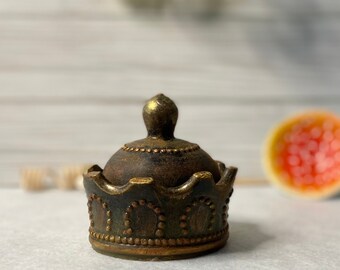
0, 0, 340, 18
0, 71, 339, 103
1, 103, 339, 187
1, 103, 339, 143
0, 0, 127, 17
0, 18, 340, 102
0, 19, 339, 71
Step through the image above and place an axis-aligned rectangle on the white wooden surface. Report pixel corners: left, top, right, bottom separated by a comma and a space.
1, 187, 340, 269
1, 0, 340, 187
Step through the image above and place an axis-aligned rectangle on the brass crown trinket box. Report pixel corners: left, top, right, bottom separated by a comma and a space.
83, 94, 238, 260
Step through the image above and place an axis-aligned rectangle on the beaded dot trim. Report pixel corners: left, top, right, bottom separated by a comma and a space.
222, 188, 233, 227
123, 199, 166, 238
222, 204, 228, 227
180, 196, 216, 236
89, 227, 228, 247
88, 194, 112, 232
121, 144, 200, 154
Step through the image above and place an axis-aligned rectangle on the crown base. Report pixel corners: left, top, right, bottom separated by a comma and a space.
89, 230, 228, 261
84, 162, 236, 260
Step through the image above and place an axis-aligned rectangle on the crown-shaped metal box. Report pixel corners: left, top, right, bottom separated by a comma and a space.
83, 94, 237, 260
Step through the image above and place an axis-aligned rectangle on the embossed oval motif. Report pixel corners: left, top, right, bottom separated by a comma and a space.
124, 200, 165, 238
180, 197, 216, 236
88, 194, 112, 233
131, 207, 158, 237
189, 205, 211, 234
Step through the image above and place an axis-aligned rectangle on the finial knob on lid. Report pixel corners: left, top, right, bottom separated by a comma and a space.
102, 93, 221, 187
143, 94, 178, 140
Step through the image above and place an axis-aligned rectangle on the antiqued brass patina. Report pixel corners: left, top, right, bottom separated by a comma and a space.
83, 94, 237, 260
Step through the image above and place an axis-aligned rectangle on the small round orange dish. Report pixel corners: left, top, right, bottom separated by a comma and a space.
264, 111, 340, 199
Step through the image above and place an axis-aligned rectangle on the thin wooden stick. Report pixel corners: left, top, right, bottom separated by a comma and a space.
235, 179, 270, 186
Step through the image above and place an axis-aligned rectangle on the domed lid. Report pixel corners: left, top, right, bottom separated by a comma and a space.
103, 94, 220, 187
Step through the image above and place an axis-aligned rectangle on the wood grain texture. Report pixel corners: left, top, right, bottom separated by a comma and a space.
0, 0, 339, 187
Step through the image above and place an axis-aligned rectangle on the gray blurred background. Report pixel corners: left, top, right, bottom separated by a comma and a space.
0, 0, 339, 187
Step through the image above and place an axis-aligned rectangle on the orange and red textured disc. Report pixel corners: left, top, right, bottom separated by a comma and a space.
264, 111, 340, 199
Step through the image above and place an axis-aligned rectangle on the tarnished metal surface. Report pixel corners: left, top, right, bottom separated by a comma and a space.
83, 94, 237, 260
103, 94, 221, 187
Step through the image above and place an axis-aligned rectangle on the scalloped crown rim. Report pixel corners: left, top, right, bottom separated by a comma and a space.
84, 162, 237, 196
